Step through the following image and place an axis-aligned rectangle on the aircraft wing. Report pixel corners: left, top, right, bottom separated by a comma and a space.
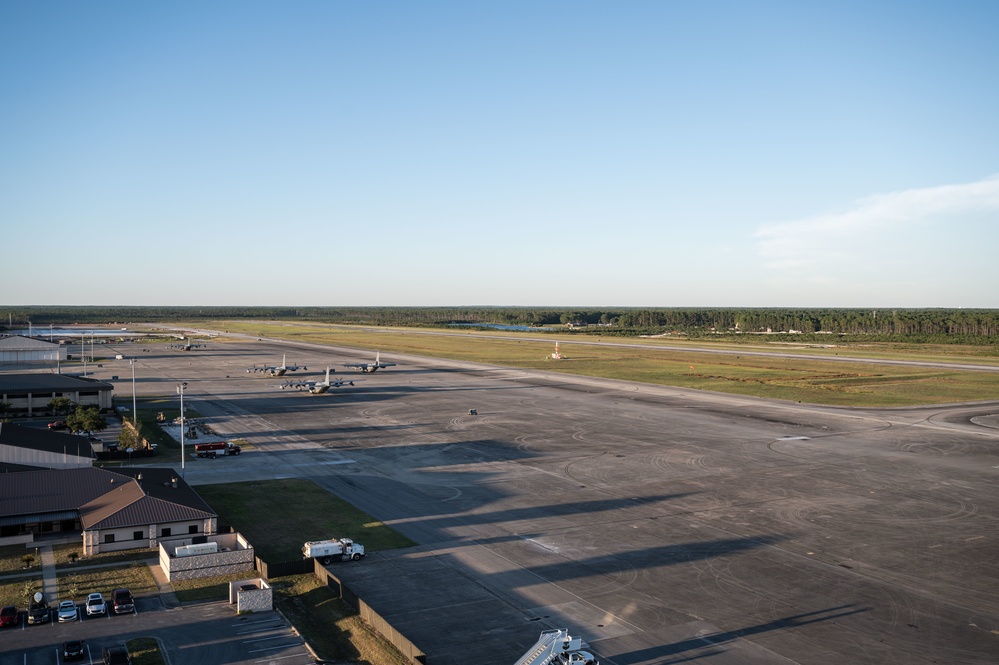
279, 379, 313, 390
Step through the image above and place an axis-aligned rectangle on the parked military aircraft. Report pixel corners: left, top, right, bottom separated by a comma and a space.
168, 337, 207, 351
343, 352, 396, 373
280, 367, 355, 394
247, 354, 307, 376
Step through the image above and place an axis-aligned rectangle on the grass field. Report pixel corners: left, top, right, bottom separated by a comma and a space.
195, 478, 416, 562
192, 478, 415, 664
188, 320, 999, 406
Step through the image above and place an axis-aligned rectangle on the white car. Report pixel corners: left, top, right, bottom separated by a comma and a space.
85, 592, 106, 616
57, 600, 77, 622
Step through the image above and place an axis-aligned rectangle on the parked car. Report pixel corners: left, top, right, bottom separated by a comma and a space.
111, 588, 134, 614
85, 592, 106, 616
27, 592, 49, 625
57, 599, 78, 622
102, 645, 132, 665
0, 605, 18, 627
48, 420, 67, 430
63, 639, 86, 660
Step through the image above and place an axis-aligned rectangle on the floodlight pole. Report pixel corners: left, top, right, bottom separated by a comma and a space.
129, 359, 137, 426
177, 382, 188, 479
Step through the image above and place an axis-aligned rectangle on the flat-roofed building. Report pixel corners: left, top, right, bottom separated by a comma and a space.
0, 374, 113, 415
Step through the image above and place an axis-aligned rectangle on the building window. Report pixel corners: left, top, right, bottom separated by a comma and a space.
189, 525, 198, 534
161, 527, 171, 537
133, 531, 144, 540
105, 534, 115, 544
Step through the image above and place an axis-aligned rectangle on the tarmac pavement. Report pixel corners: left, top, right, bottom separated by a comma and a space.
55, 335, 999, 665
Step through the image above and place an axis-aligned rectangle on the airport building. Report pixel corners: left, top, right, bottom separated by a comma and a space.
0, 373, 114, 415
0, 335, 66, 365
0, 422, 96, 469
0, 465, 218, 555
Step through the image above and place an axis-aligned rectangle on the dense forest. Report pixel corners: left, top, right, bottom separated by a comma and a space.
2, 306, 998, 343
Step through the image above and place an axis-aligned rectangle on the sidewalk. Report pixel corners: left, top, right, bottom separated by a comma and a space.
145, 557, 181, 609
39, 545, 56, 599
3, 548, 180, 609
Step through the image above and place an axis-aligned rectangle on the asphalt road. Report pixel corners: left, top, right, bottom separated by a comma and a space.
43, 336, 999, 665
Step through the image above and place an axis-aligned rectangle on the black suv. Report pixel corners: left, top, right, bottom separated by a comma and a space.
111, 588, 134, 614
102, 645, 131, 664
63, 640, 85, 660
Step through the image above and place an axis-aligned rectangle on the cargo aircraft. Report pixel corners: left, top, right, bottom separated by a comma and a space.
343, 352, 396, 373
247, 354, 307, 376
280, 367, 355, 394
167, 337, 207, 351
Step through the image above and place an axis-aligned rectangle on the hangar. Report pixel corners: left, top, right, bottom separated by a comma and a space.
0, 373, 114, 416
0, 335, 66, 364
0, 422, 96, 469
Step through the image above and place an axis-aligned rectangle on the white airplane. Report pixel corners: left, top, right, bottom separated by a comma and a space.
342, 352, 396, 373
247, 354, 307, 376
280, 367, 355, 394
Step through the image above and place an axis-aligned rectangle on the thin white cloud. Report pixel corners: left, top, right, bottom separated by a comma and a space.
755, 174, 999, 271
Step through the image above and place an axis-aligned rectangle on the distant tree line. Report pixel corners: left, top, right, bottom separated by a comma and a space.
2, 306, 997, 342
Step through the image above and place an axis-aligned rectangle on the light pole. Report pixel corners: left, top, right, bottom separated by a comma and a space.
177, 382, 188, 478
129, 359, 138, 427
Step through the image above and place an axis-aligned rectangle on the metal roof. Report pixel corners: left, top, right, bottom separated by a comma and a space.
0, 373, 113, 393
0, 466, 215, 528
0, 423, 96, 459
0, 336, 60, 350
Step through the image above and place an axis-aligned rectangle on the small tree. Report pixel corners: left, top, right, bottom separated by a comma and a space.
67, 406, 107, 435
68, 551, 79, 563
21, 553, 34, 568
0, 401, 13, 421
47, 397, 75, 416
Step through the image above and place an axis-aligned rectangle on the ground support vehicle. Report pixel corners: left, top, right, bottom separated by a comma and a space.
302, 537, 365, 564
514, 629, 598, 665
194, 441, 241, 458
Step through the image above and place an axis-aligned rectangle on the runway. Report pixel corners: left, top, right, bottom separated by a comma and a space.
102, 337, 999, 665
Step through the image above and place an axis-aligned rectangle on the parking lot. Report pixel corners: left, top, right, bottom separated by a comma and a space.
0, 597, 312, 665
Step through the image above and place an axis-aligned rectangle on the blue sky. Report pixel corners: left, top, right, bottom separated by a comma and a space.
2, 1, 997, 307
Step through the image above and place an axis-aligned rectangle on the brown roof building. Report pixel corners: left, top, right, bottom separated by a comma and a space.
0, 466, 217, 555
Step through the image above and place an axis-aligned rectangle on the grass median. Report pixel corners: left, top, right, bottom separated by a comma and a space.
195, 478, 415, 563
192, 320, 999, 406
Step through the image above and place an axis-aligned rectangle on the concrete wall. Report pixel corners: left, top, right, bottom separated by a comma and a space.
315, 561, 427, 665
229, 578, 273, 613
162, 532, 254, 582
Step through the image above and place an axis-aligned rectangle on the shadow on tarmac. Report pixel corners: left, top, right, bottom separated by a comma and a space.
610, 605, 869, 664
